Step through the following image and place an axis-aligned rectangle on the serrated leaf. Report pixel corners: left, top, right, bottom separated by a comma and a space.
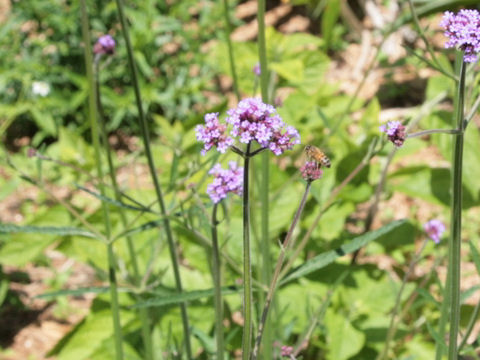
132, 286, 239, 309
281, 220, 407, 284
0, 223, 96, 238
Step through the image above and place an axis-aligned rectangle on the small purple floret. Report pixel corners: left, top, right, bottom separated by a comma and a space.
207, 162, 243, 203
253, 62, 261, 76
423, 219, 446, 244
94, 35, 116, 55
379, 121, 406, 147
440, 9, 480, 63
300, 161, 323, 182
196, 113, 234, 155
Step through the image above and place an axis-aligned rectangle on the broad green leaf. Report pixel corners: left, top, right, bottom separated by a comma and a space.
55, 309, 134, 360
281, 220, 406, 284
270, 59, 304, 83
132, 286, 239, 309
0, 223, 96, 238
325, 310, 365, 360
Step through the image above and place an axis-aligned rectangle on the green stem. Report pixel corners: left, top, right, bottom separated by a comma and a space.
458, 298, 480, 351
221, 0, 240, 102
242, 143, 253, 360
256, 0, 274, 357
407, 129, 461, 138
94, 61, 153, 360
79, 2, 123, 359
251, 182, 312, 360
113, 0, 192, 357
447, 56, 466, 360
378, 239, 428, 360
211, 204, 225, 360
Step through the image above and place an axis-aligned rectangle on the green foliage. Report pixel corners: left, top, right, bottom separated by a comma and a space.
2, 1, 477, 359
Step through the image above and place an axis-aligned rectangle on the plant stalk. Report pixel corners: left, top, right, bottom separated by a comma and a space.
79, 2, 123, 359
211, 203, 225, 360
251, 182, 312, 359
242, 143, 253, 360
256, 0, 274, 357
113, 0, 192, 357
447, 56, 466, 360
94, 61, 153, 360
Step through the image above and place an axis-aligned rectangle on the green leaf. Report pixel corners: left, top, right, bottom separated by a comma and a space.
460, 285, 480, 304
132, 286, 239, 309
325, 310, 365, 360
426, 321, 448, 353
468, 240, 480, 276
322, 0, 341, 50
270, 59, 304, 83
281, 220, 406, 284
0, 223, 96, 238
36, 286, 120, 299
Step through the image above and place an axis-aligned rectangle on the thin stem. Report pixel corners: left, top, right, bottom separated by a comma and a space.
94, 61, 153, 360
251, 182, 312, 360
465, 91, 480, 124
256, 0, 273, 356
79, 2, 123, 359
211, 204, 225, 360
113, 0, 192, 357
458, 299, 480, 351
447, 56, 466, 360
406, 0, 449, 75
377, 239, 428, 360
221, 0, 240, 102
242, 143, 253, 360
293, 270, 349, 357
407, 129, 461, 138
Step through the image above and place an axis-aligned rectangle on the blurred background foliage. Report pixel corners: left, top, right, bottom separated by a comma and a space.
1, 0, 480, 359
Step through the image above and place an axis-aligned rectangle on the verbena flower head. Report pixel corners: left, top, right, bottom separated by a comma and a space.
281, 345, 293, 357
196, 112, 235, 155
424, 219, 446, 244
300, 161, 323, 182
226, 98, 300, 154
253, 62, 261, 76
379, 121, 406, 147
94, 35, 116, 55
440, 10, 480, 63
207, 161, 243, 203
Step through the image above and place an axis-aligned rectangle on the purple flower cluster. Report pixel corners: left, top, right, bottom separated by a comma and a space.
424, 219, 446, 244
207, 162, 243, 203
94, 35, 116, 55
440, 9, 480, 63
196, 113, 234, 155
197, 98, 300, 156
226, 98, 300, 154
379, 121, 406, 147
300, 161, 323, 182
